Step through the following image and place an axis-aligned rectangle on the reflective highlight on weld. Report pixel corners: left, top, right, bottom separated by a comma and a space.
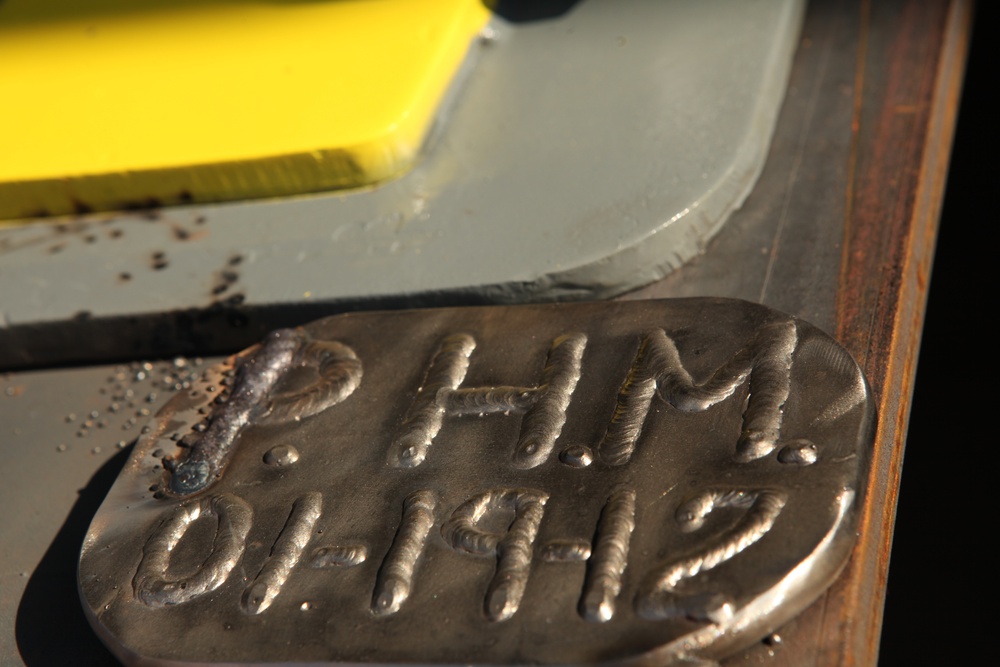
389, 333, 586, 470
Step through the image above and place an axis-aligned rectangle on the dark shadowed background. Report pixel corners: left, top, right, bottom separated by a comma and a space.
879, 2, 994, 663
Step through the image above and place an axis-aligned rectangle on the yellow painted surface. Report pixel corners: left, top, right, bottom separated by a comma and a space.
0, 0, 489, 219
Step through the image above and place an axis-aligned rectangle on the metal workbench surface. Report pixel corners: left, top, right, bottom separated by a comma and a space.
1, 0, 971, 664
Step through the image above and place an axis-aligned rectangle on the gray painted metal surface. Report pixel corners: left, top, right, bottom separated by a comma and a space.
0, 0, 803, 366
2, 360, 206, 666
77, 299, 874, 666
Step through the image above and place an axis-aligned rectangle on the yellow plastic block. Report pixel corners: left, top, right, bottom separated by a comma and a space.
0, 0, 489, 220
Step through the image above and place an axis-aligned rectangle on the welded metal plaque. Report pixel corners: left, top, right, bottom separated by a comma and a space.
80, 299, 874, 666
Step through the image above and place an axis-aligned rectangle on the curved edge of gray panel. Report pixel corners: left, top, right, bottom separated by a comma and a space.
0, 0, 805, 367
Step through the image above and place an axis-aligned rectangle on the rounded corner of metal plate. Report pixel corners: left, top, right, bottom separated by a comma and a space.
80, 298, 875, 666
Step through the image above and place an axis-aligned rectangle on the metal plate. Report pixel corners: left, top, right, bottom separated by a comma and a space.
79, 298, 874, 665
0, 0, 805, 368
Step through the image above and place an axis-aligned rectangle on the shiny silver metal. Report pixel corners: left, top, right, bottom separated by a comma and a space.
79, 298, 874, 666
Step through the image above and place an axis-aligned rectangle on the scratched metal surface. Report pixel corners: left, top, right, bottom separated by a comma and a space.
77, 300, 873, 666
0, 0, 964, 665
0, 0, 805, 369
